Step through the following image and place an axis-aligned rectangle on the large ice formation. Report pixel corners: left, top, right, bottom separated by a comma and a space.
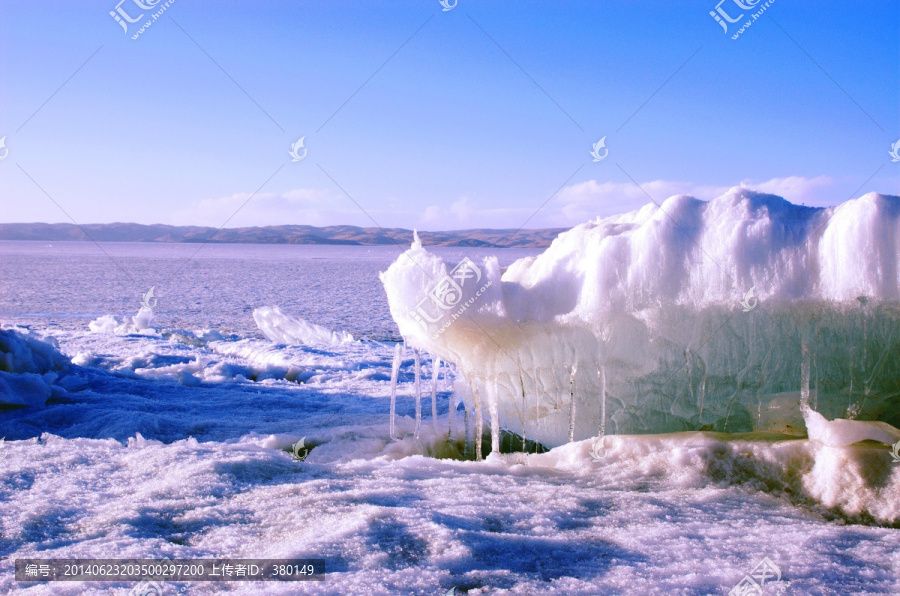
0, 328, 71, 408
380, 189, 900, 448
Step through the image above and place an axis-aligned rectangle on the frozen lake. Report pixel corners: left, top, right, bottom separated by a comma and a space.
0, 241, 542, 339
1, 240, 898, 595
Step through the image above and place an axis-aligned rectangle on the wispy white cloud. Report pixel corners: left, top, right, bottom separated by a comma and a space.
167, 189, 371, 228
168, 176, 838, 230
749, 175, 834, 205
555, 180, 729, 224
418, 197, 536, 230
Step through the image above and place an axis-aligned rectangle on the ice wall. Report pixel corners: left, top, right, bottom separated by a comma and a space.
0, 328, 71, 408
380, 189, 900, 447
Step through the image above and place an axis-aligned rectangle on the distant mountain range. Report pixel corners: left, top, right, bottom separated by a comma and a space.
0, 222, 567, 248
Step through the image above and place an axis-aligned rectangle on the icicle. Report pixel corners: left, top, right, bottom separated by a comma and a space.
686, 350, 695, 416
568, 364, 578, 443
448, 391, 456, 441
520, 372, 527, 452
756, 393, 762, 431
431, 357, 440, 432
848, 354, 854, 413
473, 382, 483, 461
448, 364, 456, 441
414, 349, 422, 439
532, 369, 540, 454
487, 383, 500, 454
389, 343, 402, 440
755, 349, 772, 431
598, 364, 607, 437
463, 404, 471, 458
814, 352, 819, 412
698, 370, 707, 426
801, 341, 810, 411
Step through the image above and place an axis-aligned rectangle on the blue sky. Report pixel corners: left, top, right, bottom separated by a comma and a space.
0, 0, 897, 230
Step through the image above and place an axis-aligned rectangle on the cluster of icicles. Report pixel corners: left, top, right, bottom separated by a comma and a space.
387, 344, 622, 460
387, 339, 820, 460
388, 344, 459, 448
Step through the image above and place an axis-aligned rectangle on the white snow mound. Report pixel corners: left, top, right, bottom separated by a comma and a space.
89, 306, 156, 335
804, 408, 900, 448
253, 305, 354, 347
0, 328, 70, 408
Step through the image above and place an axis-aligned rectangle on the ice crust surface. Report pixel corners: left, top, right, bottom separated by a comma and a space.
381, 189, 900, 447
2, 426, 899, 595
1, 210, 899, 594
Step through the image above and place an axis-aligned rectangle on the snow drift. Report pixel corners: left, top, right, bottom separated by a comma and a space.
381, 188, 900, 448
253, 305, 354, 347
89, 306, 156, 335
529, 430, 900, 526
0, 328, 71, 408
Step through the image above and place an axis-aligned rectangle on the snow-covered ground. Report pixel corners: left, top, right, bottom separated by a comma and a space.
2, 233, 899, 595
